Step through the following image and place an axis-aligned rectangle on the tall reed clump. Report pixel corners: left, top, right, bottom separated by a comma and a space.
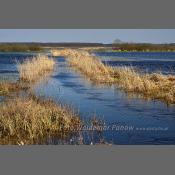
0, 95, 81, 144
52, 49, 175, 104
17, 55, 55, 82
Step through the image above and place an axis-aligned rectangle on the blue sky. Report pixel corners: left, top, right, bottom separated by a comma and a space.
0, 29, 175, 44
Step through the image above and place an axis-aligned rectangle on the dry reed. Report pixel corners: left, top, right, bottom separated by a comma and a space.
0, 82, 29, 95
0, 94, 81, 144
113, 66, 175, 103
17, 55, 55, 82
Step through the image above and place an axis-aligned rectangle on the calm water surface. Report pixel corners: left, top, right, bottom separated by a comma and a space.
96, 52, 175, 74
1, 52, 175, 144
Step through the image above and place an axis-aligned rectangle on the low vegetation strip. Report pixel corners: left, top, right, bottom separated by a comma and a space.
112, 43, 175, 52
52, 49, 175, 104
51, 49, 114, 83
17, 55, 55, 82
0, 44, 42, 52
0, 94, 81, 144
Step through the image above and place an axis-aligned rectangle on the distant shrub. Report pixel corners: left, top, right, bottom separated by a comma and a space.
112, 43, 175, 51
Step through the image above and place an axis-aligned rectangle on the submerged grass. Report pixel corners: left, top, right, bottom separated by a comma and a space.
17, 55, 55, 82
52, 49, 175, 104
0, 82, 29, 95
0, 94, 81, 144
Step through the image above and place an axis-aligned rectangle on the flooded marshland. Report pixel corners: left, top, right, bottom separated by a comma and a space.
1, 51, 175, 144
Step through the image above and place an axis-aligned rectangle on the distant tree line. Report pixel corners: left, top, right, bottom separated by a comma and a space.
112, 43, 175, 51
0, 44, 43, 52
0, 42, 104, 48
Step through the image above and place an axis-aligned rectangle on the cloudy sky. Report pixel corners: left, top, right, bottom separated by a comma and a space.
0, 29, 175, 44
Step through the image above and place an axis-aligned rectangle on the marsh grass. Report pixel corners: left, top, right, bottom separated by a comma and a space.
17, 55, 55, 82
0, 94, 81, 144
52, 49, 175, 104
113, 66, 175, 104
52, 49, 114, 83
0, 82, 29, 95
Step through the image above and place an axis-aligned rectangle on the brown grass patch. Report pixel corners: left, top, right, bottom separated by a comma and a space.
0, 82, 29, 95
17, 55, 55, 82
113, 67, 175, 103
52, 49, 175, 104
0, 94, 81, 144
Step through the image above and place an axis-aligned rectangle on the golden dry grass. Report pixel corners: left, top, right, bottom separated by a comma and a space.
17, 55, 55, 82
52, 49, 114, 83
113, 67, 175, 103
0, 82, 29, 95
0, 94, 81, 144
52, 49, 175, 104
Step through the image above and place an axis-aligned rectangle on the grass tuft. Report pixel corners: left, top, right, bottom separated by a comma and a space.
0, 82, 29, 95
0, 95, 81, 144
17, 55, 55, 82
